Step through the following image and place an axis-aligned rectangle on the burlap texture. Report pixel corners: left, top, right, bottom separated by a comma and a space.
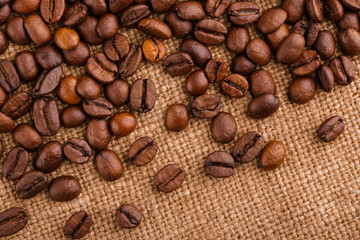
0, 0, 359, 239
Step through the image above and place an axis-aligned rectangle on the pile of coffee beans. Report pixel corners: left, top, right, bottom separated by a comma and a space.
0, 0, 355, 238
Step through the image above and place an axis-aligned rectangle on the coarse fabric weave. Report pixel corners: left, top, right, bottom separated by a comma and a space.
0, 0, 360, 239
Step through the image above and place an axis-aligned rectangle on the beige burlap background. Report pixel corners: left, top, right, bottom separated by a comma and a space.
0, 0, 360, 239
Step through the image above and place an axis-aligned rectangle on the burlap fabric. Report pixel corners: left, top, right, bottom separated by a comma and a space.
0, 0, 359, 239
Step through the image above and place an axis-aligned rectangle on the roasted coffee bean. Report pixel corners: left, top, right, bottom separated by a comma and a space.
211, 112, 237, 143
82, 0, 106, 15
0, 59, 20, 93
232, 131, 264, 163
180, 39, 212, 67
265, 24, 289, 50
115, 204, 142, 229
24, 14, 52, 46
205, 58, 228, 83
154, 164, 185, 193
163, 52, 194, 76
34, 141, 63, 173
77, 16, 104, 45
33, 66, 62, 96
138, 18, 172, 39
118, 44, 142, 78
174, 1, 205, 21
3, 147, 29, 181
0, 30, 8, 54
83, 97, 114, 118
63, 2, 88, 26
129, 137, 158, 166
289, 77, 317, 104
0, 4, 11, 25
105, 79, 129, 107
0, 112, 15, 133
313, 30, 335, 60
226, 27, 250, 54
48, 176, 81, 201
340, 0, 360, 11
13, 124, 43, 151
60, 106, 88, 128
15, 171, 48, 199
54, 27, 80, 51
0, 86, 6, 108
109, 0, 133, 13
0, 0, 11, 7
185, 70, 209, 96
324, 0, 344, 22
191, 94, 221, 119
0, 208, 28, 237
257, 8, 287, 34
5, 17, 30, 45
95, 150, 123, 182
40, 0, 65, 24
249, 70, 276, 97
292, 20, 319, 47
246, 39, 271, 66
96, 13, 120, 40
150, 0, 176, 13
338, 28, 360, 56
130, 79, 156, 113
142, 38, 166, 63
316, 65, 335, 92
194, 19, 227, 45
76, 75, 101, 100
259, 141, 286, 170
1, 92, 32, 120
120, 4, 151, 27
337, 12, 360, 31
228, 2, 260, 26
35, 44, 63, 70
221, 74, 249, 98
317, 116, 345, 142
64, 211, 92, 239
109, 112, 137, 137
165, 11, 193, 39
232, 55, 256, 76
206, 0, 231, 17
33, 97, 60, 136
64, 138, 91, 164
15, 51, 40, 82
281, 0, 306, 23
86, 119, 111, 150
62, 42, 91, 66
247, 94, 280, 119
276, 33, 305, 64
306, 0, 324, 22
165, 104, 189, 132
329, 56, 355, 85
57, 76, 82, 105
12, 0, 40, 14
205, 152, 235, 178
290, 50, 321, 76
104, 34, 130, 62
87, 53, 118, 84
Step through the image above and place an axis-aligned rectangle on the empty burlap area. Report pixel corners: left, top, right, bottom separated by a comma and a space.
1, 0, 360, 239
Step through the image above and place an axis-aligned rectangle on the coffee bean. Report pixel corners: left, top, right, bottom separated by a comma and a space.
62, 2, 88, 27
316, 65, 335, 92
24, 14, 52, 46
82, 97, 114, 118
259, 141, 286, 170
76, 75, 101, 100
6, 17, 30, 45
120, 4, 151, 27
13, 124, 43, 151
290, 50, 321, 76
249, 70, 276, 98
48, 176, 81, 201
338, 28, 360, 56
129, 137, 158, 166
1, 92, 32, 120
35, 44, 63, 70
165, 11, 193, 39
232, 131, 264, 163
82, 0, 106, 15
289, 77, 317, 104
14, 51, 40, 82
77, 16, 104, 45
226, 27, 250, 54
292, 20, 319, 47
0, 30, 8, 54
0, 112, 15, 133
228, 2, 260, 26
115, 204, 142, 229
142, 38, 166, 63
0, 0, 11, 7
0, 59, 20, 93
281, 0, 306, 23
329, 55, 355, 85
150, 0, 176, 13
205, 58, 228, 83
105, 79, 129, 107
40, 0, 65, 24
64, 138, 91, 164
163, 52, 194, 76
57, 76, 82, 105
246, 39, 271, 66
138, 18, 172, 39
130, 79, 156, 113
174, 1, 205, 21
12, 0, 40, 14
16, 170, 48, 199
154, 164, 185, 193
0, 86, 6, 108
62, 41, 91, 66
337, 12, 360, 31
313, 30, 335, 60
60, 106, 88, 128
95, 13, 120, 40
317, 116, 345, 142
221, 73, 249, 98
205, 152, 235, 178
118, 44, 142, 78
109, 112, 137, 137
324, 0, 344, 22
247, 94, 280, 119
185, 70, 209, 96
33, 66, 62, 96
180, 39, 212, 67
206, 0, 231, 17
191, 94, 221, 119
34, 141, 63, 173
104, 34, 130, 62
87, 53, 118, 84
258, 8, 287, 34
232, 55, 256, 76
109, 0, 133, 13
276, 33, 305, 64
194, 19, 227, 45
64, 211, 92, 239
54, 27, 80, 51
86, 118, 111, 150
306, 0, 324, 22
2, 147, 29, 181
0, 4, 11, 25
33, 97, 60, 136
95, 149, 124, 182
211, 112, 237, 143
165, 104, 189, 132
0, 207, 28, 237
265, 24, 289, 50
340, 0, 360, 11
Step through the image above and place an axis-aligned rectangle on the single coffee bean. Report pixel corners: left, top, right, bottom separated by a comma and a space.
2, 147, 29, 181
265, 24, 289, 50
339, 0, 360, 11
120, 4, 151, 27
290, 50, 321, 76
105, 79, 129, 107
154, 164, 185, 193
12, 0, 40, 14
35, 44, 63, 70
0, 30, 8, 54
324, 0, 344, 22
247, 94, 280, 119
33, 97, 60, 136
246, 39, 271, 66
317, 116, 345, 142
191, 94, 221, 119
62, 42, 91, 66
87, 53, 118, 84
0, 4, 11, 25
194, 19, 227, 45
306, 0, 324, 22
205, 152, 235, 178
77, 16, 104, 45
64, 211, 92, 239
76, 75, 101, 100
0, 59, 20, 93
24, 14, 52, 46
276, 33, 305, 64
118, 44, 142, 78
232, 55, 256, 76
257, 8, 287, 34
165, 104, 189, 132
0, 208, 28, 237
34, 141, 63, 173
83, 97, 114, 118
289, 77, 317, 104
221, 73, 249, 98
104, 34, 130, 62
14, 51, 40, 82
185, 70, 209, 96
0, 112, 15, 133
259, 140, 286, 170
33, 66, 62, 96
338, 28, 360, 56
150, 0, 177, 13
163, 52, 194, 76
281, 0, 306, 23
0, 86, 6, 108
232, 131, 264, 163
180, 39, 212, 67
249, 70, 276, 98
211, 112, 237, 143
57, 76, 82, 105
228, 2, 260, 26
6, 17, 30, 45
109, 112, 137, 137
292, 20, 319, 47
205, 58, 228, 83
316, 65, 335, 92
329, 56, 355, 85
129, 137, 158, 166
138, 18, 172, 39
96, 13, 120, 40
142, 38, 166, 63
64, 138, 91, 164
165, 11, 193, 39
115, 204, 142, 229
16, 171, 48, 199
40, 0, 65, 24
95, 150, 123, 182
337, 12, 360, 31
60, 106, 88, 128
62, 2, 88, 27
226, 27, 250, 54
206, 0, 231, 17
48, 176, 81, 201
1, 92, 32, 120
130, 79, 156, 113
313, 30, 335, 60
82, 0, 106, 15
86, 118, 111, 150
109, 0, 133, 13
13, 124, 43, 151
54, 27, 80, 51
174, 1, 205, 21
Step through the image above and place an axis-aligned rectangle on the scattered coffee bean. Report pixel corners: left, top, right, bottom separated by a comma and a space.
226, 27, 250, 54
154, 164, 185, 193
77, 16, 104, 45
129, 137, 158, 166
12, 0, 40, 14
13, 124, 43, 151
246, 39, 271, 66
5, 17, 30, 45
76, 75, 101, 100
109, 112, 137, 137
281, 0, 306, 23
24, 14, 52, 46
14, 51, 40, 82
276, 33, 305, 64
228, 2, 260, 26
54, 27, 80, 50
150, 0, 177, 13
163, 52, 194, 76
324, 0, 344, 22
62, 41, 91, 66
48, 176, 81, 201
105, 79, 130, 107
205, 152, 235, 178
95, 149, 124, 182
104, 34, 130, 62
0, 112, 15, 133
221, 73, 249, 98
340, 0, 360, 11
174, 1, 205, 21
34, 141, 63, 173
60, 106, 88, 128
257, 8, 287, 34
130, 79, 156, 113
33, 66, 62, 96
329, 55, 355, 85
249, 70, 276, 98
265, 24, 289, 50
0, 207, 28, 237
191, 94, 221, 119
338, 28, 360, 56
83, 97, 114, 118
313, 30, 335, 60
0, 4, 11, 25
138, 18, 172, 39
0, 30, 8, 54
185, 70, 209, 96
211, 112, 237, 143
96, 13, 120, 39
57, 76, 82, 105
87, 53, 118, 84
290, 50, 321, 77
118, 44, 143, 78
317, 116, 345, 142
33, 97, 60, 136
205, 58, 228, 83
1, 92, 32, 120
142, 38, 166, 63
165, 11, 193, 39
165, 104, 189, 132
120, 4, 151, 27
232, 55, 256, 76
194, 19, 228, 45
62, 2, 88, 27
259, 140, 286, 170
247, 94, 280, 119
206, 0, 231, 17
337, 12, 360, 31
292, 20, 319, 47
64, 211, 92, 239
82, 0, 106, 15
289, 77, 317, 104
180, 39, 212, 67
2, 147, 29, 181
306, 0, 324, 22
0, 59, 20, 93
115, 204, 142, 229
64, 138, 92, 164
40, 0, 65, 24
86, 119, 111, 150
16, 170, 48, 199
232, 131, 264, 163
316, 65, 335, 92
34, 44, 63, 70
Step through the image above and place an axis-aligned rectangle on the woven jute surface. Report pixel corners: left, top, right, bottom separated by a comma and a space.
0, 0, 360, 239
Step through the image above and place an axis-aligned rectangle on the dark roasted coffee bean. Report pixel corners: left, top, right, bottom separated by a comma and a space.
64, 211, 92, 239
87, 53, 118, 84
115, 204, 142, 229
16, 171, 48, 199
316, 65, 335, 92
0, 112, 15, 133
276, 33, 305, 64
247, 94, 280, 119
1, 92, 32, 120
0, 208, 28, 237
185, 70, 209, 96
62, 42, 90, 66
0, 30, 8, 54
83, 97, 114, 118
337, 12, 360, 31
221, 73, 249, 98
86, 119, 111, 150
281, 0, 306, 23
76, 75, 101, 100
33, 97, 60, 136
165, 11, 193, 39
249, 70, 276, 98
12, 0, 40, 14
14, 51, 40, 82
63, 2, 88, 26
105, 79, 129, 107
180, 39, 212, 67
228, 2, 260, 26
129, 137, 158, 166
57, 76, 82, 105
232, 131, 264, 163
191, 94, 221, 119
163, 52, 194, 76
138, 18, 172, 39
24, 14, 52, 46
0, 86, 5, 108
205, 58, 228, 83
142, 38, 166, 63
130, 79, 156, 113
0, 59, 20, 93
35, 44, 63, 70
0, 4, 11, 25
48, 176, 81, 201
206, 0, 231, 17
306, 0, 324, 22
226, 27, 250, 54
289, 77, 317, 104
60, 106, 88, 128
317, 116, 345, 142
64, 138, 91, 164
329, 56, 355, 85
154, 164, 185, 193
313, 30, 335, 60
174, 1, 205, 21
150, 0, 176, 13
205, 152, 235, 178
259, 141, 286, 170
109, 112, 137, 137
82, 0, 106, 15
118, 44, 142, 78
13, 124, 43, 151
104, 34, 130, 62
40, 0, 65, 24
338, 28, 360, 56
165, 104, 189, 132
3, 147, 29, 181
34, 141, 63, 173
77, 16, 104, 45
194, 19, 227, 45
324, 0, 344, 21
232, 55, 256, 76
95, 150, 123, 182
120, 4, 151, 27
292, 20, 319, 47
265, 24, 289, 50
339, 0, 360, 11
109, 0, 133, 13
211, 112, 237, 143
6, 17, 30, 45
54, 27, 80, 51
33, 66, 62, 97
246, 39, 271, 66
290, 50, 321, 76
96, 13, 120, 39
258, 8, 287, 34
